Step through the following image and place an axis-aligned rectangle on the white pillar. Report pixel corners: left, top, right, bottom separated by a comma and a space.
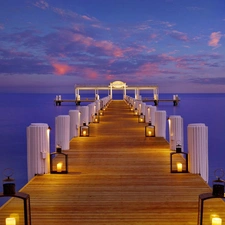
145, 105, 156, 124
155, 110, 166, 138
88, 103, 96, 122
141, 102, 146, 115
69, 110, 80, 139
95, 100, 101, 113
168, 115, 183, 150
27, 123, 50, 181
188, 123, 208, 182
150, 106, 157, 125
80, 106, 89, 125
55, 115, 70, 150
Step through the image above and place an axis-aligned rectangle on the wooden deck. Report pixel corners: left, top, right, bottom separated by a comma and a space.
1, 100, 225, 225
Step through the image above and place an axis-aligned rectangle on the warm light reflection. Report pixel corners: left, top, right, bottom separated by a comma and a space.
83, 130, 87, 136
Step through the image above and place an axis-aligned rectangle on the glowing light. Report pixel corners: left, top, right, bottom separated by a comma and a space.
5, 218, 16, 225
177, 163, 182, 172
57, 163, 63, 173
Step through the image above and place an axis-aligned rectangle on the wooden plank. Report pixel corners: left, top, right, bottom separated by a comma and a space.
0, 100, 224, 225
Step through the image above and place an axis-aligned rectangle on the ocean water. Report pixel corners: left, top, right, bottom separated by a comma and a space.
0, 92, 225, 205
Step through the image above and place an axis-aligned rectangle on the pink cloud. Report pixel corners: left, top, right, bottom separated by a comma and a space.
52, 62, 73, 75
169, 30, 189, 42
0, 24, 4, 30
208, 32, 222, 47
34, 0, 49, 10
73, 34, 124, 57
137, 63, 159, 77
83, 68, 98, 79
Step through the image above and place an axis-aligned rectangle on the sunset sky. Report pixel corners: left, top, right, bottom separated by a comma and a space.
0, 0, 225, 93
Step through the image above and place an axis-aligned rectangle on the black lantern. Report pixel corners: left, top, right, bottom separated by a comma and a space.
99, 109, 104, 116
138, 113, 145, 123
134, 108, 138, 116
170, 146, 188, 173
93, 113, 100, 123
197, 169, 225, 225
212, 169, 225, 197
145, 122, 155, 137
80, 123, 90, 137
197, 192, 225, 225
50, 146, 68, 174
0, 168, 31, 225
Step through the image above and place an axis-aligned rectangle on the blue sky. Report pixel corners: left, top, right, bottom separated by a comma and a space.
0, 0, 225, 93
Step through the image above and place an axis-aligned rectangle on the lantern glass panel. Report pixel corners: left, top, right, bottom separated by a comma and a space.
80, 125, 89, 137
138, 114, 145, 123
170, 152, 188, 173
93, 114, 100, 123
50, 152, 68, 174
145, 125, 155, 137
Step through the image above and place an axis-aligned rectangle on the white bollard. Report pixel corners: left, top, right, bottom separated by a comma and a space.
55, 115, 70, 150
88, 103, 96, 122
155, 110, 166, 138
95, 100, 101, 112
168, 115, 183, 150
145, 105, 157, 125
188, 123, 208, 182
141, 102, 146, 115
69, 110, 80, 139
80, 106, 89, 125
27, 123, 50, 181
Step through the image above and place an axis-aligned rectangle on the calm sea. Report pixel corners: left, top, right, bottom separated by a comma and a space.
0, 92, 225, 205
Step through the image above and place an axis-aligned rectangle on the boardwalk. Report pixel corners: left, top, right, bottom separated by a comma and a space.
1, 100, 225, 225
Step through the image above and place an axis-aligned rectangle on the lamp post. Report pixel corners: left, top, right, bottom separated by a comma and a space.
0, 169, 31, 225
197, 169, 225, 225
170, 144, 188, 173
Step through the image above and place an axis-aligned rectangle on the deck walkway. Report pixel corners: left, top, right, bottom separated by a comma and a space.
1, 100, 225, 225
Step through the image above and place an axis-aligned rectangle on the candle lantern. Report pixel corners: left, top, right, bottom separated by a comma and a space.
212, 169, 225, 197
0, 168, 31, 225
80, 123, 90, 137
138, 113, 145, 123
134, 108, 138, 116
197, 169, 225, 225
145, 122, 155, 137
99, 109, 104, 116
93, 113, 100, 123
50, 147, 68, 174
170, 147, 188, 173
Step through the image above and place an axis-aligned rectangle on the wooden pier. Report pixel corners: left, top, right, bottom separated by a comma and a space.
1, 100, 224, 225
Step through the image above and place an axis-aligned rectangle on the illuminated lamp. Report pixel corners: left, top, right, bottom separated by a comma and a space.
0, 168, 31, 225
93, 113, 100, 123
134, 108, 138, 116
50, 146, 68, 174
80, 123, 90, 137
170, 145, 188, 173
138, 113, 145, 123
197, 169, 225, 225
145, 122, 155, 137
99, 109, 104, 116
